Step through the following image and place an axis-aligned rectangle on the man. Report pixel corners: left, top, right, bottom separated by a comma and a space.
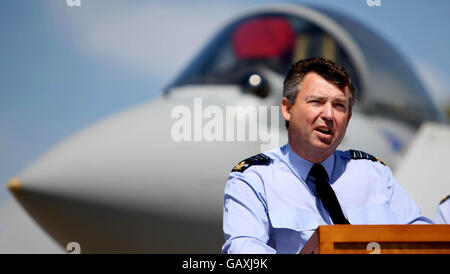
222, 57, 432, 254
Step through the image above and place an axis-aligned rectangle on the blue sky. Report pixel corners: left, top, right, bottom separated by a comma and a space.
1, 0, 450, 201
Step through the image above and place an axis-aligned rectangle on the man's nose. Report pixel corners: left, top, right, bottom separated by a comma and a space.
321, 103, 334, 121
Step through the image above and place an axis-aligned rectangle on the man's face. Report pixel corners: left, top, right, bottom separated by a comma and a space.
281, 72, 352, 163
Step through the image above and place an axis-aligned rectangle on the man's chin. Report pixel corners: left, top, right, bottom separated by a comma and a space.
314, 137, 334, 147
312, 140, 337, 153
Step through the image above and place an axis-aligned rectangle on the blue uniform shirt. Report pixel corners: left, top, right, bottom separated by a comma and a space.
222, 144, 432, 254
434, 196, 450, 224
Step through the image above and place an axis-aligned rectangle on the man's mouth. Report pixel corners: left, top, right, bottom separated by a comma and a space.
315, 127, 332, 135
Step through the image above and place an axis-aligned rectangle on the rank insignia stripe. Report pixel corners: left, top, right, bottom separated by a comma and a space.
349, 149, 386, 165
231, 153, 271, 173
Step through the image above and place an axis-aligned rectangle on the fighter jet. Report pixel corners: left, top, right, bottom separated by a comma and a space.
7, 4, 446, 253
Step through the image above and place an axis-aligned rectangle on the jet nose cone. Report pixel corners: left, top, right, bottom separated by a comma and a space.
7, 177, 22, 194
9, 96, 278, 253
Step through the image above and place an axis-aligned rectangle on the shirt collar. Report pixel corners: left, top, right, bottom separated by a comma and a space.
283, 143, 335, 182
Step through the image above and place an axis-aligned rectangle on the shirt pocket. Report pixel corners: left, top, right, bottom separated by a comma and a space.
270, 208, 320, 232
269, 209, 321, 253
345, 202, 396, 224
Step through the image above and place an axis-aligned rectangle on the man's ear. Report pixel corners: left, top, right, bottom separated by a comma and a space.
281, 97, 292, 122
347, 111, 352, 123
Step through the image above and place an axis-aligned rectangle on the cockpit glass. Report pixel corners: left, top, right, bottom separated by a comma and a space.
169, 13, 361, 96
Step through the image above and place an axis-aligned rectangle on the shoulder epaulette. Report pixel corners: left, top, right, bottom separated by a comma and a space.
231, 153, 271, 173
440, 194, 450, 205
349, 149, 386, 165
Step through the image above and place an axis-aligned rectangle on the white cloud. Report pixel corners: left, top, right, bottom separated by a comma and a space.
49, 1, 245, 79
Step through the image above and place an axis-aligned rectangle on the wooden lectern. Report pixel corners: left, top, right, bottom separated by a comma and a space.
300, 225, 450, 254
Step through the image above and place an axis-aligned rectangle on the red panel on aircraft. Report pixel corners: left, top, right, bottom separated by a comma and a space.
232, 17, 295, 59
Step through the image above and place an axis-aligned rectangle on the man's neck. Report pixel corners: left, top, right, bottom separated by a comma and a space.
288, 142, 334, 164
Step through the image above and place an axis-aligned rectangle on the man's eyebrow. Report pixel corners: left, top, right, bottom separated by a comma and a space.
305, 95, 325, 100
334, 98, 348, 104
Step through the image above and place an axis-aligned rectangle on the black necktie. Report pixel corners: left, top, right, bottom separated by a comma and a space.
309, 164, 350, 224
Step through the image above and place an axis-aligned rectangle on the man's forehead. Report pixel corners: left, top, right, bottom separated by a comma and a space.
299, 84, 350, 98
305, 94, 349, 101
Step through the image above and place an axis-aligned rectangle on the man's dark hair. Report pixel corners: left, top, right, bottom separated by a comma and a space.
283, 57, 357, 129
